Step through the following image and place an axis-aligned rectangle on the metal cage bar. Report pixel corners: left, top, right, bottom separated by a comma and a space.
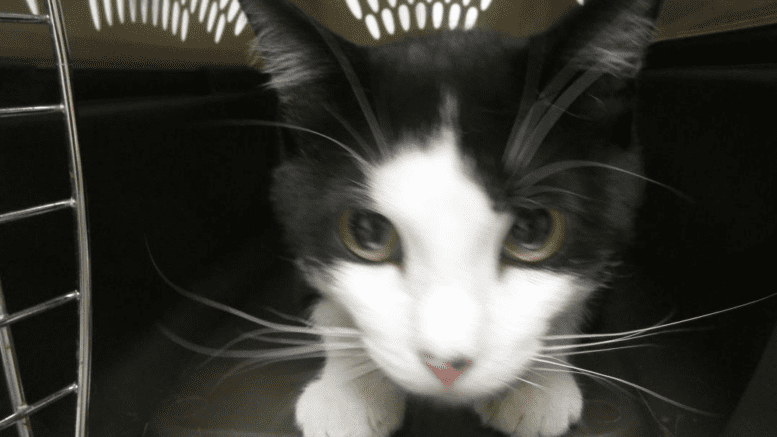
0, 280, 32, 437
0, 0, 92, 435
0, 104, 64, 119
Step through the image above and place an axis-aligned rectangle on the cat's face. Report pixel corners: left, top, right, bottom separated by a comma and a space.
309, 118, 600, 400
239, 0, 660, 401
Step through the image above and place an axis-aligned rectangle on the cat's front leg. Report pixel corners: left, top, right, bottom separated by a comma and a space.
295, 356, 406, 437
474, 370, 582, 437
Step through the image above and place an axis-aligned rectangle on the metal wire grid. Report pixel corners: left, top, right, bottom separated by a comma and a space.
0, 0, 92, 436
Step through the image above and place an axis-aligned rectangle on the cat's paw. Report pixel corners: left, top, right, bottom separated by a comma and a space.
474, 372, 582, 437
295, 372, 405, 437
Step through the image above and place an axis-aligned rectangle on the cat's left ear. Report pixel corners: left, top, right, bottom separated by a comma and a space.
237, 0, 363, 117
544, 0, 664, 79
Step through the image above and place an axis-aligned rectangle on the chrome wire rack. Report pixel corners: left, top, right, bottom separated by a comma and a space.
0, 0, 92, 436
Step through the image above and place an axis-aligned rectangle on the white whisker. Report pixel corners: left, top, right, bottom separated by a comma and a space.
262, 305, 313, 326
243, 331, 322, 346
544, 343, 657, 357
322, 104, 376, 162
224, 348, 369, 381
158, 324, 362, 360
542, 327, 699, 352
211, 353, 326, 390
545, 292, 776, 341
146, 241, 361, 338
195, 327, 320, 369
531, 357, 717, 416
315, 26, 389, 157
543, 310, 676, 340
207, 119, 374, 172
342, 360, 382, 382
514, 375, 548, 392
517, 159, 692, 202
530, 358, 627, 395
524, 368, 550, 380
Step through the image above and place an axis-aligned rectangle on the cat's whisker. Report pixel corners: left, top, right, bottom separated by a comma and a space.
524, 368, 552, 382
322, 103, 375, 162
545, 292, 777, 342
194, 327, 320, 369
516, 159, 692, 201
262, 306, 314, 327
314, 25, 389, 158
518, 185, 595, 202
204, 119, 373, 172
542, 327, 702, 352
212, 361, 265, 391
512, 197, 548, 210
172, 282, 356, 337
505, 43, 613, 173
211, 350, 344, 391
543, 308, 676, 340
146, 242, 361, 338
250, 335, 322, 346
519, 69, 608, 172
502, 36, 542, 169
343, 360, 382, 383
200, 339, 368, 391
158, 323, 362, 360
512, 375, 549, 392
530, 357, 717, 416
543, 343, 658, 357
636, 390, 675, 435
346, 356, 375, 370
504, 40, 592, 170
531, 363, 633, 398
544, 98, 590, 121
241, 329, 321, 346
229, 354, 325, 379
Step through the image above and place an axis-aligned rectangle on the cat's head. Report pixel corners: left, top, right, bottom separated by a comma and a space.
239, 0, 662, 401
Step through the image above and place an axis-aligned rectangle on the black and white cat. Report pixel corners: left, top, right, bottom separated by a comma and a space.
235, 0, 663, 435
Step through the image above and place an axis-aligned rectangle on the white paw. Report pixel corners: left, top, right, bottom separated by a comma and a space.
474, 372, 583, 437
295, 372, 405, 437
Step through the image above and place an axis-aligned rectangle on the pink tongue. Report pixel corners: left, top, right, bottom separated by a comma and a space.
423, 355, 468, 388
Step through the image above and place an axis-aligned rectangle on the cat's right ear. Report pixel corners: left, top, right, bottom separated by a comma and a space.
543, 0, 665, 80
237, 0, 362, 111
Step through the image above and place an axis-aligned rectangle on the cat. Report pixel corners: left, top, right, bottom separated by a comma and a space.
234, 0, 664, 436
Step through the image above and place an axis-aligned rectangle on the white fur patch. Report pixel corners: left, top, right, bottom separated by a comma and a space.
310, 106, 597, 402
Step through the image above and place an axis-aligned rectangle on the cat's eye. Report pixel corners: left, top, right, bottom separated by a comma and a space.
338, 209, 400, 263
502, 208, 565, 263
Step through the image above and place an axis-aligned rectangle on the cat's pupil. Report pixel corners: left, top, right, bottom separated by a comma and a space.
511, 208, 551, 250
351, 211, 392, 251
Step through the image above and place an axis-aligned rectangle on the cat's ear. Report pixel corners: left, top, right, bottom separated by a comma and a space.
237, 0, 361, 108
544, 0, 664, 79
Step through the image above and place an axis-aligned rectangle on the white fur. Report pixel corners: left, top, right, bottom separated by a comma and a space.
295, 96, 595, 437
474, 370, 583, 436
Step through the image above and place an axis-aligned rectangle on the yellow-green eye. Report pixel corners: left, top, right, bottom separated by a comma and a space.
338, 209, 399, 263
503, 208, 565, 263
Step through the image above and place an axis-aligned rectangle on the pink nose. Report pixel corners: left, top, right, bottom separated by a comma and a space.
422, 354, 472, 388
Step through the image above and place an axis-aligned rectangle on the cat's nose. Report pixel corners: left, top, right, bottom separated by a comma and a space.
421, 353, 472, 387
449, 358, 470, 371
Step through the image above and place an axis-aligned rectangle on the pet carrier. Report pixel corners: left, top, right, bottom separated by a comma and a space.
0, 0, 91, 436
2, 1, 777, 437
